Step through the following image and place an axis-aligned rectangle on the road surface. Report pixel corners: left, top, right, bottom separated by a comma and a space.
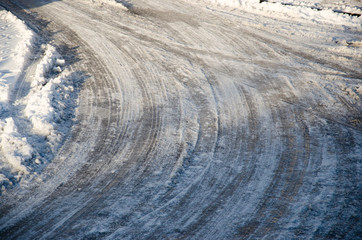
0, 0, 361, 239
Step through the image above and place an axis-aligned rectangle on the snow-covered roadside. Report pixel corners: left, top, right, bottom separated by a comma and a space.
0, 8, 33, 109
0, 8, 34, 192
0, 8, 77, 194
263, 0, 361, 16
187, 0, 361, 26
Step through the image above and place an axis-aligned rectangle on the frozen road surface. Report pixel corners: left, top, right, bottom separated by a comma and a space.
0, 0, 361, 239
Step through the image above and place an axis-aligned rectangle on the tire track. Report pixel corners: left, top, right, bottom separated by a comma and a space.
0, 0, 360, 239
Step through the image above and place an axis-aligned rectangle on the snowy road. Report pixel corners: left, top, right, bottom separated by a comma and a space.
0, 0, 361, 239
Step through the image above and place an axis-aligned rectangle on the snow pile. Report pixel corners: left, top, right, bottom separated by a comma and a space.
189, 0, 361, 26
0, 8, 34, 191
0, 118, 31, 176
0, 9, 33, 110
266, 0, 361, 15
23, 45, 65, 137
0, 9, 78, 193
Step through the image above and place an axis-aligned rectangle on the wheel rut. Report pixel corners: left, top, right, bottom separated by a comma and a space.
0, 0, 360, 239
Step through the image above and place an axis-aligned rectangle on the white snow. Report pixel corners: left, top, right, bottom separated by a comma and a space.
0, 8, 77, 194
0, 118, 32, 175
187, 0, 361, 26
23, 45, 63, 136
0, 8, 34, 191
0, 9, 33, 106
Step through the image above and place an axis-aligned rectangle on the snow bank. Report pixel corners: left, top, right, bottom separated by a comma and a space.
0, 118, 32, 175
188, 0, 361, 26
0, 8, 34, 192
0, 9, 78, 194
23, 45, 63, 136
0, 9, 33, 108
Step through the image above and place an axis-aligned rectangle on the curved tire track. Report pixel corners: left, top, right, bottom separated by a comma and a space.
0, 0, 361, 239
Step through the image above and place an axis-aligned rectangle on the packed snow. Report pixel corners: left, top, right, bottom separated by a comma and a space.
0, 0, 360, 239
0, 8, 78, 194
0, 0, 360, 194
